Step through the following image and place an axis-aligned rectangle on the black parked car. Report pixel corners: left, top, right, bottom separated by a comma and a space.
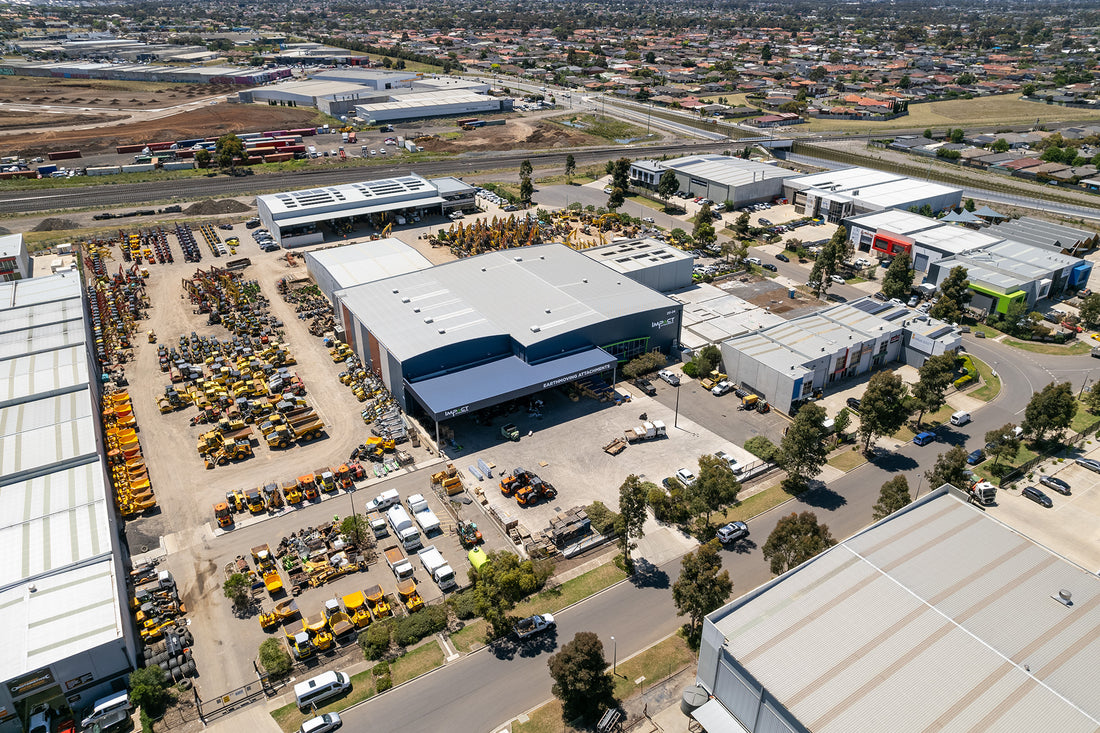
762, 263, 778, 272
846, 397, 861, 412
1021, 485, 1053, 508
775, 253, 790, 262
966, 449, 985, 465
632, 378, 657, 396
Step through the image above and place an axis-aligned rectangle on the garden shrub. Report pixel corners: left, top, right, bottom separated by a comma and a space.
447, 590, 478, 620
744, 435, 778, 462
586, 501, 620, 535
359, 619, 394, 660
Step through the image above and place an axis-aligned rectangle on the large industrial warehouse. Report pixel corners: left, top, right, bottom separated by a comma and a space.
326, 243, 683, 431
304, 238, 433, 303
0, 274, 136, 733
691, 486, 1100, 732
784, 167, 963, 222
255, 174, 475, 247
629, 155, 798, 206
720, 297, 961, 414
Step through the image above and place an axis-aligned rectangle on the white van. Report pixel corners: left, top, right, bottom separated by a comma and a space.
81, 691, 130, 729
295, 671, 350, 711
950, 411, 971, 426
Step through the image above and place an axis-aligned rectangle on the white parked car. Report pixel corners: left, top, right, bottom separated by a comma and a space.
299, 712, 342, 733
830, 274, 845, 284
676, 468, 696, 486
711, 380, 733, 396
657, 369, 680, 386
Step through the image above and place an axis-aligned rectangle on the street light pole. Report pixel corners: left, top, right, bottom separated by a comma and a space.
611, 636, 617, 675
1080, 375, 1092, 399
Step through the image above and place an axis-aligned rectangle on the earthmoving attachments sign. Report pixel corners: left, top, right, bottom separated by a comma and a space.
7, 668, 55, 697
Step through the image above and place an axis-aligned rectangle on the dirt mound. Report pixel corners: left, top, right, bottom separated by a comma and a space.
417, 119, 597, 152
2, 104, 321, 156
185, 199, 251, 216
33, 218, 81, 232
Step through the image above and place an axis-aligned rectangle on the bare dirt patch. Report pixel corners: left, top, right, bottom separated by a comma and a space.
414, 119, 600, 152
32, 217, 81, 232
185, 199, 252, 215
0, 77, 230, 108
0, 103, 322, 156
0, 110, 125, 130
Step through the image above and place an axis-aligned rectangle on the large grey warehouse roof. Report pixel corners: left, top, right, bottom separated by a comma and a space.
306, 239, 433, 299
582, 238, 692, 275
705, 488, 1100, 731
790, 166, 962, 209
662, 154, 797, 187
257, 174, 443, 223
339, 243, 678, 362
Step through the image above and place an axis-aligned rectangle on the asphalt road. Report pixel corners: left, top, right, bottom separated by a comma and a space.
337, 330, 1095, 733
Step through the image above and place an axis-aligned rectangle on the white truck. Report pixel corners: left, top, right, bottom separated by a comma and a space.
514, 613, 555, 640
386, 505, 422, 552
968, 481, 997, 506
367, 489, 400, 511
417, 545, 456, 591
406, 493, 441, 535
624, 420, 666, 443
383, 544, 414, 580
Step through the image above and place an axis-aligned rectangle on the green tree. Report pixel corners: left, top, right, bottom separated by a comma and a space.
858, 371, 910, 451
695, 344, 722, 375
807, 229, 846, 296
949, 128, 965, 144
872, 475, 911, 520
471, 550, 552, 639
1085, 381, 1100, 415
611, 157, 631, 191
258, 638, 293, 678
564, 154, 576, 184
607, 186, 625, 210
548, 632, 616, 724
1077, 293, 1100, 328
340, 514, 369, 547
910, 353, 957, 427
991, 138, 1010, 153
519, 159, 533, 178
1021, 381, 1077, 443
762, 511, 836, 575
984, 424, 1021, 468
687, 454, 740, 528
929, 266, 971, 323
777, 402, 829, 492
215, 133, 244, 170
672, 540, 733, 647
621, 350, 665, 380
881, 251, 915, 300
657, 169, 679, 203
964, 198, 977, 211
923, 128, 933, 139
223, 573, 251, 614
194, 148, 211, 168
761, 43, 772, 62
617, 475, 650, 573
733, 211, 750, 235
693, 203, 716, 248
924, 444, 971, 490
519, 176, 534, 204
129, 666, 168, 714
833, 407, 851, 441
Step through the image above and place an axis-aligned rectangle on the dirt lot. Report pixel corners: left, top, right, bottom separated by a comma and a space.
0, 77, 235, 109
415, 116, 601, 152
0, 101, 323, 156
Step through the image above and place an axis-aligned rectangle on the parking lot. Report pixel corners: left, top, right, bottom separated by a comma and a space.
987, 452, 1100, 572
439, 377, 765, 538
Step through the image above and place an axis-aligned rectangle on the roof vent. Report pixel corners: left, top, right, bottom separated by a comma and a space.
545, 309, 552, 314
1053, 589, 1073, 607
582, 278, 588, 283
481, 267, 487, 272
28, 584, 36, 593
401, 297, 410, 303
540, 255, 545, 260
530, 325, 541, 333
438, 329, 446, 335
412, 307, 420, 313
514, 256, 523, 262
423, 317, 433, 324
392, 289, 399, 294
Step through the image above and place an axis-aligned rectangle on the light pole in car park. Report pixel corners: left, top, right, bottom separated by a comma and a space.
674, 381, 681, 429
611, 636, 617, 676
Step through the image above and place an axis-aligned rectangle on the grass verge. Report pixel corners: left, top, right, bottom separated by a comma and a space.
270, 670, 375, 732
827, 448, 867, 472
611, 633, 695, 701
513, 563, 627, 618
1071, 399, 1100, 434
714, 483, 793, 524
512, 699, 565, 733
547, 113, 657, 143
969, 356, 1001, 402
971, 443, 1041, 483
391, 641, 446, 686
448, 619, 488, 653
1000, 338, 1093, 355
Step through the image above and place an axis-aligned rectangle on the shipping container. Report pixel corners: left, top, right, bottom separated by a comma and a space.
248, 147, 277, 157
484, 119, 506, 126
290, 128, 316, 137
162, 160, 195, 171
122, 163, 156, 173
177, 138, 203, 148
147, 141, 175, 151
36, 164, 58, 176
0, 170, 37, 179
238, 132, 263, 141
86, 166, 122, 176
456, 118, 477, 127
48, 150, 82, 161
262, 152, 293, 163
176, 149, 195, 159
116, 144, 145, 154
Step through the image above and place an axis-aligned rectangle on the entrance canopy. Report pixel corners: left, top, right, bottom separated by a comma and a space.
406, 347, 617, 421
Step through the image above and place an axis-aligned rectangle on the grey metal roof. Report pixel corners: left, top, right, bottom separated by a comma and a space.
0, 389, 99, 485
0, 344, 89, 407
986, 217, 1098, 251
0, 269, 81, 308
0, 317, 86, 359
790, 167, 961, 209
707, 489, 1100, 731
0, 298, 84, 335
663, 154, 797, 188
257, 174, 438, 219
582, 238, 692, 274
338, 243, 677, 361
845, 209, 943, 236
307, 238, 433, 294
